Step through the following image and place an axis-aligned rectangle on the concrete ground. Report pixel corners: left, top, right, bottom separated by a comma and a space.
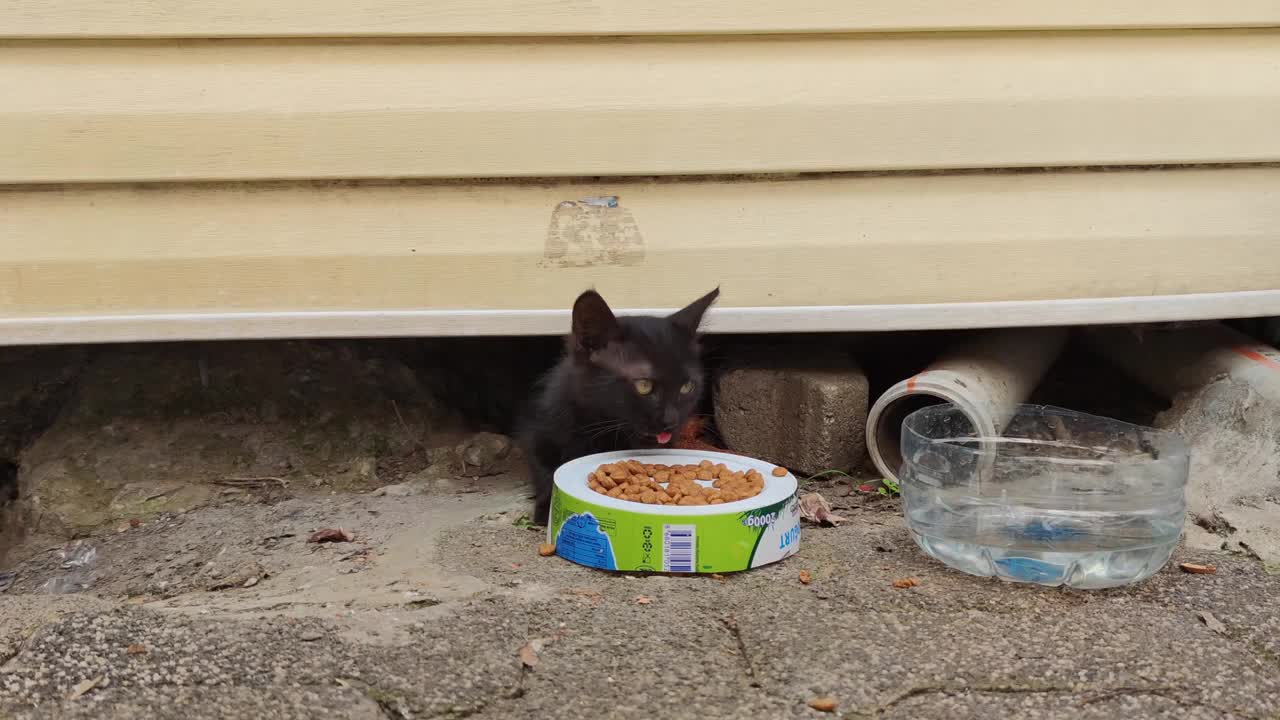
1, 473, 1277, 720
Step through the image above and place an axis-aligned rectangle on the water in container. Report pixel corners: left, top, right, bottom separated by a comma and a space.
900, 405, 1188, 589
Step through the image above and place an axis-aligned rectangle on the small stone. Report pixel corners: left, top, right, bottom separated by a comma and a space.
299, 630, 323, 642
351, 456, 378, 485
454, 432, 515, 476
207, 560, 267, 591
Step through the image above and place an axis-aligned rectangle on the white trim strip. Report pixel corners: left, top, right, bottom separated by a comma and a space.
1, 291, 1277, 346
5, 0, 1280, 38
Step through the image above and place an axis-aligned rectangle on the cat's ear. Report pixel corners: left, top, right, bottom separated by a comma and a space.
668, 287, 720, 336
570, 289, 621, 354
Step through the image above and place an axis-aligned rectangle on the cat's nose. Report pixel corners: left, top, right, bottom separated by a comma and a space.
662, 408, 680, 427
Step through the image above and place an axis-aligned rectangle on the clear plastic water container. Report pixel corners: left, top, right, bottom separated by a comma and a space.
900, 404, 1189, 589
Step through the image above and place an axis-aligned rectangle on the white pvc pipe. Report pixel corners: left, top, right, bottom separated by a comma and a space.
866, 327, 1068, 483
1083, 323, 1280, 403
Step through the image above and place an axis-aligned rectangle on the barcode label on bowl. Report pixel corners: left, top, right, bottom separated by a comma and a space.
663, 525, 696, 573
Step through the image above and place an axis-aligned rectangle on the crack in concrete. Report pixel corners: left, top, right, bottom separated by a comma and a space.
867, 681, 1267, 719
336, 678, 414, 720
721, 616, 761, 689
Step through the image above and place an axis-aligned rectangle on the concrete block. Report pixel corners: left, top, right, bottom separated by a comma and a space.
713, 348, 868, 475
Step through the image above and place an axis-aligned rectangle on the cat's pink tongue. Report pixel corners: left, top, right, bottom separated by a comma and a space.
656, 432, 673, 445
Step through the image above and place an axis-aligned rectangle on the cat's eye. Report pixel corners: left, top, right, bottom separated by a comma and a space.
679, 381, 696, 395
633, 379, 654, 396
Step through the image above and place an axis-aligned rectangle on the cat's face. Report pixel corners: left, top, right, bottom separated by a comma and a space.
569, 288, 719, 445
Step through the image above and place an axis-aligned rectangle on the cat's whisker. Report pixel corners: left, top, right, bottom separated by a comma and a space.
583, 421, 630, 440
577, 417, 628, 429
583, 426, 626, 440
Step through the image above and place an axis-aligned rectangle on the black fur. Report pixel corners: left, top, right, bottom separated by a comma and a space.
518, 288, 719, 523
0, 461, 15, 504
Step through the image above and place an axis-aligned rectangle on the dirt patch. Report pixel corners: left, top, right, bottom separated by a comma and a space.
1163, 378, 1280, 566
14, 341, 460, 539
2, 460, 1279, 720
3, 473, 528, 610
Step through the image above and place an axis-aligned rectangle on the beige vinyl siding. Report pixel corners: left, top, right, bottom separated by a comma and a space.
2, 168, 1277, 316
4, 33, 1280, 183
1, 3, 1277, 341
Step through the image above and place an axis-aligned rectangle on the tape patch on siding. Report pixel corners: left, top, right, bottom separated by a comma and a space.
541, 196, 644, 268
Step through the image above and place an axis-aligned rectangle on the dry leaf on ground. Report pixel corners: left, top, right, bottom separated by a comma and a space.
1197, 610, 1228, 635
798, 570, 812, 585
807, 696, 839, 713
518, 640, 540, 668
518, 637, 556, 669
1180, 563, 1217, 574
125, 644, 147, 655
892, 578, 921, 589
67, 676, 103, 700
798, 493, 848, 527
307, 528, 354, 543
634, 596, 652, 605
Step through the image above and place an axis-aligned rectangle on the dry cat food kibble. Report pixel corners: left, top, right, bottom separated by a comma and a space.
587, 459, 768, 506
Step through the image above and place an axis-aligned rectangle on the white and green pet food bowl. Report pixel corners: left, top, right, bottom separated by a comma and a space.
547, 449, 800, 573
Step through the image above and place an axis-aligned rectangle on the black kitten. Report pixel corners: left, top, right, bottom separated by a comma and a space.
518, 287, 719, 523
